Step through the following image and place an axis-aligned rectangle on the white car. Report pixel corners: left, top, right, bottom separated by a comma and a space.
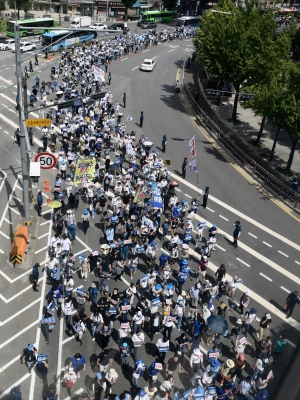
140, 58, 156, 72
0, 39, 15, 51
89, 23, 108, 30
11, 41, 36, 53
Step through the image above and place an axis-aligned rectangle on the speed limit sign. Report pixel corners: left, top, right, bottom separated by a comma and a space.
34, 152, 57, 170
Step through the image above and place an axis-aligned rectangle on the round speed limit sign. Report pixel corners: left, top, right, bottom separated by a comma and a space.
34, 152, 57, 170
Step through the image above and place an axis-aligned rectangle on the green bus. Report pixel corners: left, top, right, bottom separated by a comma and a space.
7, 17, 55, 38
140, 11, 174, 23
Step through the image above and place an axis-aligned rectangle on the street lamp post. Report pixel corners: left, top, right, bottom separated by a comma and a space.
14, 23, 33, 224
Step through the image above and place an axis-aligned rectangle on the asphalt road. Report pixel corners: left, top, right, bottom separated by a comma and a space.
0, 26, 299, 399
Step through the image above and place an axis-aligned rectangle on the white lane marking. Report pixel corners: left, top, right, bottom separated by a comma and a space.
219, 215, 229, 221
0, 249, 3, 254
188, 246, 300, 334
0, 354, 21, 374
41, 209, 52, 215
40, 220, 51, 226
153, 56, 157, 58
0, 268, 31, 283
0, 298, 40, 326
280, 286, 290, 294
0, 319, 39, 349
4, 130, 9, 135
259, 273, 272, 282
248, 233, 258, 239
16, 185, 23, 191
168, 49, 175, 52
0, 75, 13, 85
62, 335, 75, 345
0, 278, 44, 303
175, 187, 181, 192
142, 49, 149, 53
132, 66, 139, 71
263, 241, 272, 247
168, 170, 300, 253
295, 261, 300, 265
278, 250, 289, 257
236, 258, 250, 267
34, 245, 48, 254
38, 232, 48, 240
185, 194, 192, 198
216, 244, 226, 251
191, 210, 300, 285
29, 210, 53, 400
0, 231, 9, 239
3, 217, 12, 224
206, 207, 215, 212
0, 374, 30, 399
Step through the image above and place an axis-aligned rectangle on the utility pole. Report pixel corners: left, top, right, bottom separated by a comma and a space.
14, 23, 33, 224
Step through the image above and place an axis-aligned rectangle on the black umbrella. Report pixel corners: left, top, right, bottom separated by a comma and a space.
109, 163, 119, 171
32, 85, 39, 89
207, 314, 228, 335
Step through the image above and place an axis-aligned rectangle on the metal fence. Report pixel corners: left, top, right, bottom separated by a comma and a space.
178, 67, 300, 211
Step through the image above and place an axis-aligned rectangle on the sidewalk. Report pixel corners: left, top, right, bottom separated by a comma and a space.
183, 61, 300, 186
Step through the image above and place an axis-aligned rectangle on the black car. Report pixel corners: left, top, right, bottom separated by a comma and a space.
141, 21, 157, 29
108, 23, 129, 33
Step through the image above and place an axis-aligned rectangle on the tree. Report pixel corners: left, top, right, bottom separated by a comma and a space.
15, 0, 31, 19
268, 62, 300, 173
193, 0, 289, 122
121, 0, 136, 21
241, 25, 293, 145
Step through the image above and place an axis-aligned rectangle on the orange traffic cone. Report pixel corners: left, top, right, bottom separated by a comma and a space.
44, 178, 49, 187
46, 196, 51, 204
45, 185, 50, 193
48, 57, 52, 61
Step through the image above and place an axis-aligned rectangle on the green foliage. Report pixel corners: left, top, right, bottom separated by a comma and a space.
15, 0, 31, 18
162, 0, 177, 9
193, 0, 292, 121
121, 0, 136, 19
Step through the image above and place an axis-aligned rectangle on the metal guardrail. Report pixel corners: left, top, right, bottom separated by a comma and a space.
178, 67, 300, 211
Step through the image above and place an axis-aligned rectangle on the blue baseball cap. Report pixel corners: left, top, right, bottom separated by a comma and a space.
96, 372, 102, 379
138, 390, 146, 397
83, 210, 89, 215
122, 342, 128, 347
27, 344, 34, 351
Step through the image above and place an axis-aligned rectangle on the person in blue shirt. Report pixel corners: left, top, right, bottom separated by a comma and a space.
69, 353, 86, 378
32, 263, 40, 291
192, 317, 206, 338
255, 389, 268, 400
36, 191, 43, 216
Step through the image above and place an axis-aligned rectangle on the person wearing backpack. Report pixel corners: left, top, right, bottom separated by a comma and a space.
47, 383, 59, 400
11, 386, 22, 400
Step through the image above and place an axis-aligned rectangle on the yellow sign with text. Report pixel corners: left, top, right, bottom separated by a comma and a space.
25, 118, 51, 127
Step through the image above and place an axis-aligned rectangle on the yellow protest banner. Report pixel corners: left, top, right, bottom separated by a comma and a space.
74, 159, 96, 185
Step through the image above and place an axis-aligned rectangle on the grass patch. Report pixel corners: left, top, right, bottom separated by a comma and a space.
54, 21, 61, 27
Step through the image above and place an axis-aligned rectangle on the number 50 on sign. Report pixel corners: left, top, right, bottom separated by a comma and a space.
34, 152, 57, 169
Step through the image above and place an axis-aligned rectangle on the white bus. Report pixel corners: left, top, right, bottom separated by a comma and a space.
175, 16, 200, 27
